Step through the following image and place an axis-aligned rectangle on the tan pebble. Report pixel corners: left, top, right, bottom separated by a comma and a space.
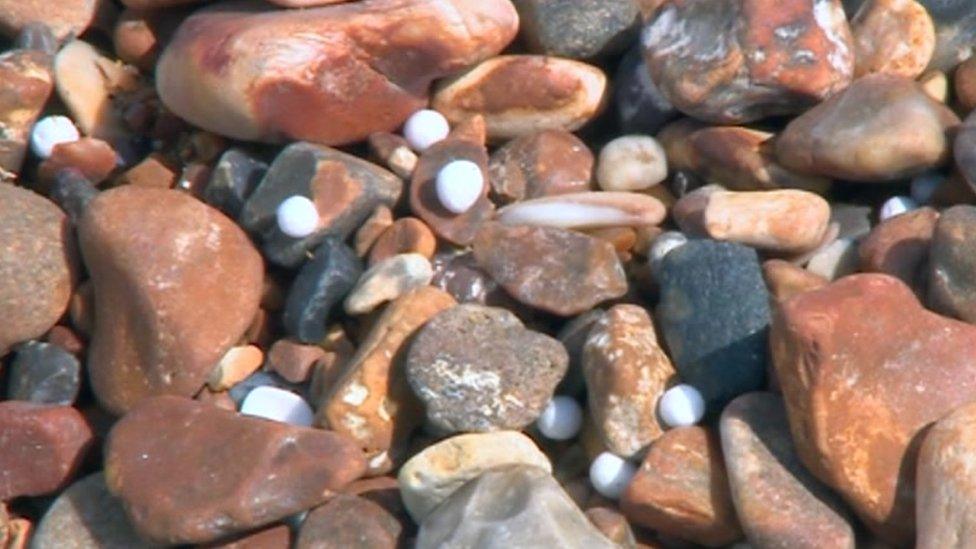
39, 138, 118, 186
919, 70, 948, 103
762, 259, 829, 301
852, 0, 935, 79
114, 153, 178, 188
368, 217, 437, 266
207, 345, 263, 391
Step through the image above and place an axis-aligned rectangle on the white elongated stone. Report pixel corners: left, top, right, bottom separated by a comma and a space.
404, 109, 450, 152
30, 115, 80, 159
436, 160, 484, 214
659, 384, 706, 428
496, 192, 666, 230
536, 396, 583, 441
240, 386, 314, 427
589, 452, 636, 499
276, 195, 319, 238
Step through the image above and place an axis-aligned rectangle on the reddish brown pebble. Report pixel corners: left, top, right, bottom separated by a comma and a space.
353, 205, 394, 258
113, 8, 186, 72
207, 345, 264, 391
105, 396, 366, 545
115, 153, 178, 188
858, 206, 937, 286
488, 130, 593, 204
368, 218, 437, 266
266, 339, 327, 384
199, 524, 292, 549
45, 325, 86, 357
0, 402, 93, 500
762, 259, 829, 301
0, 512, 30, 549
38, 138, 118, 186
296, 494, 403, 549
342, 476, 405, 518
0, 50, 53, 179
852, 0, 935, 79
956, 57, 976, 113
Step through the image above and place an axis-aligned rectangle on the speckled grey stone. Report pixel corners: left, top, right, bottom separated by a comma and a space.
8, 340, 80, 405
513, 0, 640, 59
283, 238, 362, 343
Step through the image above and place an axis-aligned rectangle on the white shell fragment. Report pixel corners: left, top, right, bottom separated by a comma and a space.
496, 192, 666, 230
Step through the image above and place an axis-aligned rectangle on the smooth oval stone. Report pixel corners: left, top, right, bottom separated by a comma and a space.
776, 74, 959, 181
398, 431, 552, 522
8, 340, 81, 405
406, 304, 568, 433
0, 184, 75, 356
79, 186, 263, 415
928, 206, 976, 322
0, 0, 99, 41
770, 274, 976, 545
614, 43, 678, 135
416, 465, 618, 549
852, 0, 935, 78
204, 148, 268, 219
296, 494, 402, 549
0, 401, 93, 500
156, 0, 518, 145
32, 472, 156, 549
472, 222, 628, 316
642, 0, 854, 123
488, 130, 594, 204
104, 396, 367, 545
859, 206, 937, 287
283, 237, 362, 344
655, 240, 771, 414
512, 0, 640, 59
720, 392, 856, 549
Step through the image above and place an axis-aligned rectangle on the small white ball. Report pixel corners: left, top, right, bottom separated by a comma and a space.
659, 384, 706, 428
536, 396, 583, 440
30, 115, 80, 159
240, 386, 314, 427
403, 109, 449, 152
435, 160, 484, 214
589, 452, 637, 499
910, 173, 943, 205
879, 196, 918, 221
276, 195, 320, 238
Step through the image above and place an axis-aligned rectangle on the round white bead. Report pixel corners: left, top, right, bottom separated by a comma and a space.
910, 173, 943, 205
276, 195, 320, 238
30, 115, 80, 159
240, 386, 314, 427
435, 160, 484, 214
879, 196, 918, 221
589, 452, 637, 499
403, 109, 449, 152
536, 396, 583, 440
659, 384, 706, 428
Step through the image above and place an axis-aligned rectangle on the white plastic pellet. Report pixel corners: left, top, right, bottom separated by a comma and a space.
240, 386, 314, 427
30, 115, 80, 159
435, 159, 484, 214
879, 196, 919, 221
589, 452, 637, 499
658, 384, 706, 428
536, 396, 584, 441
403, 109, 450, 152
276, 195, 320, 238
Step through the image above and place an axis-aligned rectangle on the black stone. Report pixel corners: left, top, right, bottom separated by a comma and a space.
928, 206, 976, 323
512, 0, 640, 59
654, 240, 770, 414
614, 44, 678, 135
49, 170, 98, 224
283, 238, 362, 344
7, 340, 80, 405
203, 148, 267, 219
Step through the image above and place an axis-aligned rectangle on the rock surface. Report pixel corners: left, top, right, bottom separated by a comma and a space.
851, 0, 935, 78
7, 340, 81, 405
344, 253, 433, 315
296, 494, 402, 549
859, 206, 937, 287
0, 50, 54, 178
488, 130, 593, 204
513, 0, 639, 59
928, 205, 976, 322
283, 238, 362, 344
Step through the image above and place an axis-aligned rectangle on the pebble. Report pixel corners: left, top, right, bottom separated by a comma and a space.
806, 236, 861, 281
613, 43, 677, 135
589, 452, 637, 500
435, 159, 484, 214
105, 396, 366, 544
432, 55, 608, 141
852, 0, 935, 78
429, 251, 511, 306
647, 230, 688, 275
266, 339, 327, 384
37, 137, 119, 187
203, 148, 268, 219
354, 205, 394, 258
472, 222, 627, 316
879, 195, 919, 220
643, 0, 853, 123
368, 217, 436, 266
655, 240, 771, 413
763, 259, 829, 301
0, 185, 76, 356
585, 508, 637, 548
407, 304, 568, 433
0, 50, 53, 177
0, 401, 93, 500
30, 115, 80, 159
240, 386, 315, 427
621, 427, 742, 546
7, 341, 80, 405
859, 206, 937, 286
495, 191, 667, 230
920, 0, 976, 71
156, 0, 517, 145
79, 186, 263, 414
398, 431, 552, 522
0, 0, 100, 41
282, 238, 362, 343
536, 396, 584, 441
296, 494, 402, 549
207, 345, 264, 391
227, 371, 300, 408
927, 205, 976, 322
403, 109, 450, 152
112, 7, 184, 73
771, 274, 976, 545
512, 0, 640, 59
583, 304, 676, 458
344, 253, 433, 315
911, 172, 944, 204
417, 465, 617, 549
596, 136, 668, 192
556, 310, 606, 398
658, 384, 706, 428
488, 129, 593, 204
202, 524, 292, 549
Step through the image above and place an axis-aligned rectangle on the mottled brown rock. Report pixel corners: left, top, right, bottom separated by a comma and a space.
852, 0, 935, 78
342, 476, 404, 518
762, 259, 829, 301
296, 494, 402, 549
0, 0, 100, 41
79, 186, 263, 414
621, 427, 743, 547
430, 250, 513, 306
367, 132, 417, 180
776, 74, 959, 181
643, 0, 854, 123
368, 218, 436, 266
582, 304, 676, 458
156, 0, 518, 145
105, 396, 366, 544
38, 138, 118, 186
858, 206, 937, 285
433, 55, 607, 141
0, 402, 93, 500
0, 50, 53, 179
771, 274, 976, 545
267, 339, 327, 384
207, 345, 263, 391
0, 184, 76, 356
318, 287, 456, 474
472, 223, 627, 316
488, 130, 594, 204
721, 392, 856, 549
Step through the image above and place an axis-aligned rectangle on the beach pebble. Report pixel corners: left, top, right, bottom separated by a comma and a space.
852, 0, 935, 78
917, 400, 976, 548
0, 0, 100, 41
596, 135, 667, 191
368, 132, 418, 179
536, 396, 584, 441
0, 50, 54, 177
495, 191, 666, 231
266, 340, 327, 384
283, 238, 362, 343
763, 259, 829, 302
296, 494, 402, 549
435, 159, 484, 214
488, 130, 593, 204
879, 196, 918, 220
647, 231, 688, 274
928, 206, 976, 323
589, 452, 637, 500
368, 217, 436, 266
276, 195, 320, 239
658, 384, 706, 428
30, 115, 79, 159
344, 253, 433, 315
859, 206, 937, 286
403, 109, 450, 152
8, 341, 81, 405
512, 0, 639, 59
240, 386, 315, 427
207, 345, 264, 392
203, 148, 267, 219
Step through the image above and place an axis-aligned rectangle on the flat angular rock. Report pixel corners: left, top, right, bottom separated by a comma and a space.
642, 0, 854, 123
720, 392, 856, 549
282, 238, 362, 344
79, 186, 263, 414
7, 340, 81, 405
0, 402, 93, 500
105, 396, 366, 545
776, 74, 959, 181
0, 0, 100, 41
407, 304, 568, 433
417, 465, 617, 549
472, 223, 627, 316
156, 0, 518, 145
296, 494, 402, 549
512, 0, 640, 59
583, 304, 676, 458
770, 273, 976, 545
488, 130, 593, 204
928, 206, 976, 323
0, 50, 53, 179
655, 240, 771, 413
0, 184, 75, 356
852, 0, 935, 78
859, 206, 937, 286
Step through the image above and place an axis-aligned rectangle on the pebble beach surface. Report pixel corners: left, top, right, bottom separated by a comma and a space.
4, 0, 976, 547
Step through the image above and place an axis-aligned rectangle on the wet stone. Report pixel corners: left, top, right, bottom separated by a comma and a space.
283, 237, 362, 344
7, 340, 81, 405
204, 148, 268, 219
